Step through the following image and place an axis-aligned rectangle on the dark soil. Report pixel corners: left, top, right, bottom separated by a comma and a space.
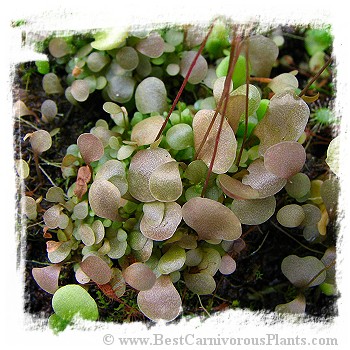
14, 25, 337, 325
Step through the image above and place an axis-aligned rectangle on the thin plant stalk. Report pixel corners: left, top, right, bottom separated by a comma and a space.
194, 36, 242, 161
298, 56, 332, 97
201, 33, 242, 197
33, 152, 43, 184
154, 23, 215, 141
235, 37, 250, 166
302, 259, 336, 290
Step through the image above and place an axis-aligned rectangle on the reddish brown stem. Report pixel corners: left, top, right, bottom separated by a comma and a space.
235, 38, 250, 166
195, 35, 243, 160
154, 23, 215, 141
201, 34, 242, 197
249, 77, 272, 84
298, 56, 332, 97
33, 152, 43, 185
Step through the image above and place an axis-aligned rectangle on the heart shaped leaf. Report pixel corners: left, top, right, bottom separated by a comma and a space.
184, 272, 216, 295
182, 197, 242, 241
80, 255, 112, 285
32, 264, 62, 294
52, 284, 99, 323
281, 255, 326, 288
77, 133, 104, 164
128, 148, 173, 202
95, 160, 128, 196
264, 141, 306, 179
254, 91, 309, 156
241, 35, 279, 77
123, 262, 156, 291
137, 275, 182, 321
88, 179, 121, 221
277, 204, 305, 228
149, 161, 182, 202
140, 202, 182, 241
242, 159, 287, 198
275, 295, 306, 314
131, 115, 165, 146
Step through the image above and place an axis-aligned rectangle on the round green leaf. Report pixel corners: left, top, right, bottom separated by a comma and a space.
158, 245, 186, 275
52, 284, 99, 322
184, 272, 216, 295
149, 161, 182, 202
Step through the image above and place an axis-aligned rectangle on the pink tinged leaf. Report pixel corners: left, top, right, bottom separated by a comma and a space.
128, 148, 173, 202
242, 35, 279, 77
180, 51, 208, 84
77, 133, 104, 164
281, 255, 326, 288
88, 179, 121, 221
80, 255, 112, 285
47, 240, 75, 264
219, 255, 237, 275
135, 32, 165, 58
130, 115, 165, 146
123, 262, 156, 291
254, 91, 310, 156
74, 165, 92, 199
182, 197, 242, 241
268, 73, 299, 94
242, 159, 287, 198
14, 100, 35, 117
224, 84, 261, 132
75, 267, 90, 284
43, 205, 61, 229
193, 109, 237, 174
140, 202, 182, 241
30, 130, 52, 154
32, 264, 62, 294
137, 275, 182, 321
275, 295, 306, 314
264, 141, 306, 179
217, 174, 259, 200
95, 159, 128, 196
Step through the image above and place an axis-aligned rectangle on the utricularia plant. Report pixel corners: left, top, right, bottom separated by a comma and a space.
17, 21, 338, 331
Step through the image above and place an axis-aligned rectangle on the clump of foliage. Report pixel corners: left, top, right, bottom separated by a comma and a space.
15, 20, 338, 331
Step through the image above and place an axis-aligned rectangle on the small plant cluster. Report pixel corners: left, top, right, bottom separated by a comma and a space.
15, 21, 338, 332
